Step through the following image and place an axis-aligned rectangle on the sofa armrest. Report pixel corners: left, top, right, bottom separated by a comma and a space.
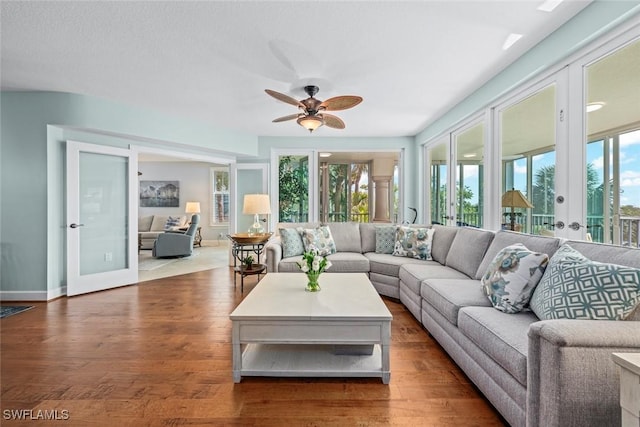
265, 236, 282, 273
527, 319, 640, 427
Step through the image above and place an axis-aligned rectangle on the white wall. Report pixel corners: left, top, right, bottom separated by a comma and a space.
138, 161, 229, 240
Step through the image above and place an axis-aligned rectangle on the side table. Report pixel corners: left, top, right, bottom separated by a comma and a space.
612, 353, 640, 427
177, 226, 202, 247
227, 233, 272, 292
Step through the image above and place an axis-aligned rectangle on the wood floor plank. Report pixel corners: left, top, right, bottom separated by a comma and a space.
1, 268, 506, 426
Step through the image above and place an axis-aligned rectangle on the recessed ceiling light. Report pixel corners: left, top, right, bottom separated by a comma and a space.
319, 152, 332, 158
463, 153, 477, 158
586, 102, 605, 113
538, 0, 564, 12
502, 33, 523, 51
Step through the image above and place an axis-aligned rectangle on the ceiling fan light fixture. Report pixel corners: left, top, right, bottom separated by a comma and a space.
297, 115, 324, 133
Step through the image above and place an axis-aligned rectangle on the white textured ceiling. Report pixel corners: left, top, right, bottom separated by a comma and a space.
1, 1, 591, 138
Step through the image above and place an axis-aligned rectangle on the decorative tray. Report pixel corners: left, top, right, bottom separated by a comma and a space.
228, 232, 273, 244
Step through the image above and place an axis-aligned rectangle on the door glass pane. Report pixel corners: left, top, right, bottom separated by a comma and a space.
79, 152, 128, 275
586, 39, 640, 247
278, 155, 309, 222
350, 163, 369, 223
531, 151, 555, 234
428, 142, 447, 225
501, 85, 555, 234
455, 123, 484, 228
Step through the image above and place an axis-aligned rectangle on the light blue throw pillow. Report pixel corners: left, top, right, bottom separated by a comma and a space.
279, 227, 305, 258
481, 243, 549, 313
375, 226, 396, 254
530, 244, 640, 321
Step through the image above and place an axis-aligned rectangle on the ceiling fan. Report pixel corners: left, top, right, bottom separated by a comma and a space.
265, 85, 363, 133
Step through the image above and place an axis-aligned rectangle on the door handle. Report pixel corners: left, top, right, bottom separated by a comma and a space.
69, 223, 85, 228
554, 221, 565, 230
569, 222, 585, 231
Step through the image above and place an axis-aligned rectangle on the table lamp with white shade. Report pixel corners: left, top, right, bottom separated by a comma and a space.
185, 201, 201, 223
243, 194, 271, 235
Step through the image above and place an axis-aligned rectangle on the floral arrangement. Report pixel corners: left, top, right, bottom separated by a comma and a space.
297, 251, 332, 292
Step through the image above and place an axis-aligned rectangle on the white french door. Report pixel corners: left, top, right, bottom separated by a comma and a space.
66, 141, 138, 296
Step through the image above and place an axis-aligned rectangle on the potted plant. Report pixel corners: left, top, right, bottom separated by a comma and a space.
242, 255, 254, 269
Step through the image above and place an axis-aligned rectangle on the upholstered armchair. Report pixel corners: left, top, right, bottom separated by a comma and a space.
152, 214, 200, 258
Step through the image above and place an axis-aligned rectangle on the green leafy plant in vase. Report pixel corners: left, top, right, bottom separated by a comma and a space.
242, 255, 254, 269
297, 251, 331, 292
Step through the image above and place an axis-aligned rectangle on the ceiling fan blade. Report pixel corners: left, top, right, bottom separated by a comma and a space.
272, 114, 300, 123
265, 89, 305, 108
319, 95, 363, 111
321, 114, 346, 129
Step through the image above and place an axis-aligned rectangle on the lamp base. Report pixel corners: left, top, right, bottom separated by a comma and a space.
248, 214, 264, 236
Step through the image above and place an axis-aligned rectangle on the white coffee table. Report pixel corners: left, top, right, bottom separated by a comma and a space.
229, 272, 393, 384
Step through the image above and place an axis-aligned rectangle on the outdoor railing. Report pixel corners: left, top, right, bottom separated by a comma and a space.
620, 216, 640, 248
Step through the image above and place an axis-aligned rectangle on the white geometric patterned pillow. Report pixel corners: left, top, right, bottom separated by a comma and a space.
279, 227, 305, 258
530, 244, 640, 321
301, 226, 336, 256
375, 226, 396, 254
392, 226, 434, 260
481, 243, 549, 313
164, 216, 182, 231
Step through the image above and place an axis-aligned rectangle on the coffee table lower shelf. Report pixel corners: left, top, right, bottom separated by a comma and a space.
234, 343, 389, 384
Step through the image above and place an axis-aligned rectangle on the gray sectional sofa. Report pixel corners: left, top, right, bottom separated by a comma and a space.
265, 222, 640, 427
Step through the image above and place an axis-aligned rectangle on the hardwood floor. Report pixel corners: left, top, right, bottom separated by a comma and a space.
1, 268, 506, 426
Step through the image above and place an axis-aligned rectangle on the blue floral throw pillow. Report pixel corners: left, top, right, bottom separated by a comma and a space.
302, 226, 336, 256
279, 227, 305, 258
481, 243, 549, 314
529, 244, 640, 321
392, 226, 434, 260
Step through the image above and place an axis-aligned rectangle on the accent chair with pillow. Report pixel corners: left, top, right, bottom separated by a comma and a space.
152, 214, 200, 258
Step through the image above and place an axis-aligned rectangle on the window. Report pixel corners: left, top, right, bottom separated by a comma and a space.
211, 167, 229, 224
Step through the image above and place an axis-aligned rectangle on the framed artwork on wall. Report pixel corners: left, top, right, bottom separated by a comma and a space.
139, 180, 179, 207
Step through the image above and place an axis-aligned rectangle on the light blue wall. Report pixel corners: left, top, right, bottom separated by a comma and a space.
1, 91, 257, 299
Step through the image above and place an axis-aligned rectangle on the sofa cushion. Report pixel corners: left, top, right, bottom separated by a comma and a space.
328, 222, 362, 253
530, 244, 640, 321
138, 215, 153, 232
365, 253, 425, 277
421, 278, 491, 326
445, 227, 494, 278
475, 230, 560, 279
375, 225, 396, 254
302, 226, 337, 256
359, 223, 377, 253
400, 263, 468, 298
324, 252, 370, 273
393, 226, 435, 260
278, 255, 305, 272
458, 306, 538, 386
279, 227, 305, 258
565, 239, 640, 268
480, 243, 549, 314
431, 225, 458, 264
